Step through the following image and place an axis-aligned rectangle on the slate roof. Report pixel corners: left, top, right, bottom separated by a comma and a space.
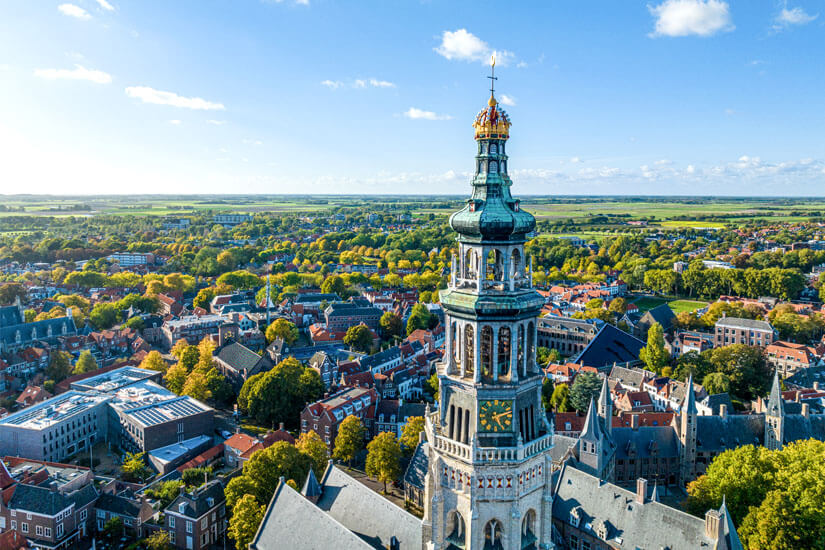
302, 469, 322, 499
552, 464, 721, 550
216, 342, 268, 374
0, 306, 22, 327
403, 441, 429, 491
166, 480, 224, 519
8, 482, 97, 515
359, 347, 401, 372
0, 316, 77, 347
608, 365, 653, 390
95, 492, 143, 517
251, 478, 372, 550
695, 415, 764, 453
700, 393, 735, 415
641, 303, 676, 329
612, 426, 679, 459
783, 414, 825, 443
318, 464, 422, 550
572, 324, 645, 368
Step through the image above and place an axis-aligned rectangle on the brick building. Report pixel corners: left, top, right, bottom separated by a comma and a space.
714, 316, 776, 348
162, 481, 226, 550
300, 386, 379, 448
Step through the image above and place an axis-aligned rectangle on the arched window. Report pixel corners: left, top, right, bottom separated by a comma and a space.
522, 510, 537, 550
464, 325, 474, 377
490, 143, 498, 155
486, 249, 503, 282
517, 325, 524, 373
464, 249, 476, 279
480, 326, 493, 380
510, 249, 522, 280
501, 161, 506, 173
489, 161, 498, 174
498, 327, 511, 379
483, 519, 504, 550
447, 511, 466, 548
527, 322, 535, 373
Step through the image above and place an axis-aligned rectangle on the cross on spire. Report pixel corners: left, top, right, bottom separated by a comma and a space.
488, 54, 497, 96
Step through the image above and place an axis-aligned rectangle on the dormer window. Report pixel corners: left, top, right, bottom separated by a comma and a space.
569, 507, 581, 527
178, 503, 186, 514
207, 497, 214, 507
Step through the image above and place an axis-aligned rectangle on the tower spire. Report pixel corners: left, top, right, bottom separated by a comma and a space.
487, 54, 497, 106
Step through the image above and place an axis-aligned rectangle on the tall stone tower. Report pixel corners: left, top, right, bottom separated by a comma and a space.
678, 374, 698, 484
422, 60, 554, 550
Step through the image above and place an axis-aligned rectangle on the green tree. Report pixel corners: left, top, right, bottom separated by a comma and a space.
143, 530, 172, 550
0, 283, 26, 305
164, 362, 189, 394
139, 350, 168, 374
181, 466, 212, 486
569, 373, 602, 413
46, 351, 73, 382
406, 303, 435, 336
228, 494, 265, 550
181, 370, 211, 401
399, 416, 425, 456
424, 372, 439, 401
170, 338, 190, 359
265, 318, 299, 345
541, 377, 555, 411
702, 372, 731, 395
379, 311, 403, 339
639, 322, 669, 373
238, 358, 323, 429
365, 432, 402, 493
121, 451, 151, 482
333, 415, 366, 466
344, 324, 374, 353
89, 302, 119, 329
550, 383, 571, 412
102, 517, 124, 540
23, 309, 36, 323
296, 430, 329, 479
707, 344, 771, 400
72, 350, 98, 375
321, 275, 346, 296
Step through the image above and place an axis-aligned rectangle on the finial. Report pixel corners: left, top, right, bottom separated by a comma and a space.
487, 53, 498, 106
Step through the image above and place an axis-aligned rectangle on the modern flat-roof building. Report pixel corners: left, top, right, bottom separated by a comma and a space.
106, 252, 155, 267
0, 367, 213, 460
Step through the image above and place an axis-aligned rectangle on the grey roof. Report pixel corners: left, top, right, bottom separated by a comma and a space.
166, 480, 224, 519
580, 398, 605, 443
573, 324, 645, 368
318, 464, 422, 550
613, 426, 679, 460
302, 468, 322, 499
216, 341, 267, 373
123, 395, 212, 427
9, 483, 95, 516
598, 376, 612, 410
0, 305, 23, 327
719, 499, 745, 550
552, 464, 722, 550
359, 347, 401, 371
700, 392, 735, 415
684, 374, 698, 415
295, 293, 340, 304
695, 415, 764, 452
96, 492, 143, 517
251, 479, 371, 550
783, 414, 825, 443
715, 316, 774, 331
641, 304, 676, 329
403, 441, 429, 490
548, 434, 579, 465
0, 315, 77, 346
608, 365, 651, 390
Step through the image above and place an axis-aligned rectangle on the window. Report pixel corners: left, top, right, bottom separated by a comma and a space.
80, 509, 87, 521
21, 523, 28, 534
36, 526, 43, 536
170, 532, 176, 544
57, 523, 63, 537
201, 518, 207, 529
10, 520, 16, 530
97, 509, 106, 519
45, 527, 51, 537
169, 516, 176, 528
186, 520, 193, 534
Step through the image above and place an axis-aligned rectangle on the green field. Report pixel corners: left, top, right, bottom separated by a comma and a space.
630, 297, 669, 312
668, 299, 709, 314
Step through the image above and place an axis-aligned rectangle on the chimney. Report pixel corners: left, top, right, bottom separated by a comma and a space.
635, 478, 648, 504
179, 485, 186, 496
814, 382, 820, 390
631, 414, 639, 430
795, 392, 801, 403
719, 404, 727, 418
802, 403, 810, 418
705, 509, 722, 540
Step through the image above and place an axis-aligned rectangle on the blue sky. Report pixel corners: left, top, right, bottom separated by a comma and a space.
1, 0, 823, 196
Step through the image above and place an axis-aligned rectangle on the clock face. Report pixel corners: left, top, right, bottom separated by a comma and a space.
478, 399, 513, 433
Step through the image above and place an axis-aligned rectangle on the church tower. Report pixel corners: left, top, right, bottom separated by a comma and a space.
764, 370, 785, 451
423, 58, 554, 550
678, 374, 698, 485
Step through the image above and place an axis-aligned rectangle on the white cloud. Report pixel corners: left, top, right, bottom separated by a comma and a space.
354, 79, 366, 88
58, 4, 91, 19
95, 0, 115, 11
169, 120, 181, 125
570, 156, 581, 163
34, 65, 112, 84
321, 80, 343, 89
516, 61, 528, 69
773, 6, 818, 29
403, 107, 452, 121
499, 94, 516, 106
648, 0, 734, 37
369, 78, 395, 88
125, 86, 225, 110
206, 120, 226, 125
686, 164, 696, 173
434, 29, 515, 66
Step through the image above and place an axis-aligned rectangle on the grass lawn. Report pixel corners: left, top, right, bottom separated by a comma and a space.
630, 297, 668, 312
668, 299, 709, 314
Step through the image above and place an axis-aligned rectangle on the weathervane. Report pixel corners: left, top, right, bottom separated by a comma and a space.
488, 53, 497, 96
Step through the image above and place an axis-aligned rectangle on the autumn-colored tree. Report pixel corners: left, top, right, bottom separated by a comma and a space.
228, 495, 264, 550
265, 318, 299, 345
333, 415, 366, 466
344, 324, 374, 353
139, 350, 168, 374
164, 362, 189, 394
296, 430, 329, 479
72, 350, 98, 375
366, 432, 402, 493
399, 416, 425, 456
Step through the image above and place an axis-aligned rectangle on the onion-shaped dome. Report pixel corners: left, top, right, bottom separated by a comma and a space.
473, 94, 511, 140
